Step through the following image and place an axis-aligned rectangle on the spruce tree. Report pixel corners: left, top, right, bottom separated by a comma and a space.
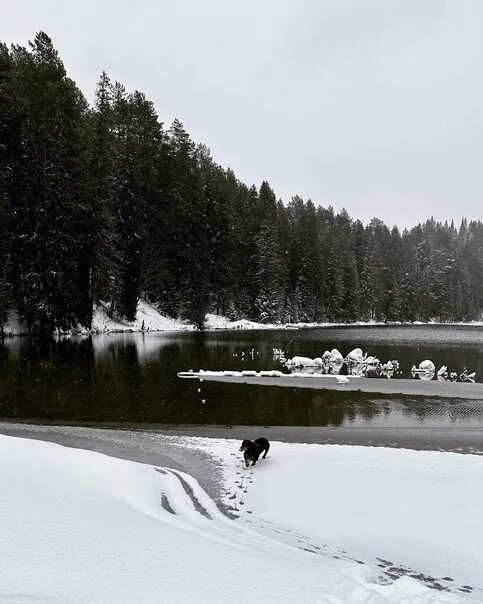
6, 32, 91, 334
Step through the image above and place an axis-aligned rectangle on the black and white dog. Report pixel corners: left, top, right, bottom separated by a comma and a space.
239, 438, 270, 467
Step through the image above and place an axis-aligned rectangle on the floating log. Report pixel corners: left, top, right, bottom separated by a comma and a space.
177, 371, 483, 399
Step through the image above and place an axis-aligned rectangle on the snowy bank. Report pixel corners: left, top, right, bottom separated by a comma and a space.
0, 434, 480, 603
4, 303, 483, 336
91, 300, 191, 333
204, 313, 391, 331
3, 300, 193, 336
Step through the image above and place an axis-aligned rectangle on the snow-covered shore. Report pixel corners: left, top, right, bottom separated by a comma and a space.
3, 301, 483, 337
1, 433, 481, 603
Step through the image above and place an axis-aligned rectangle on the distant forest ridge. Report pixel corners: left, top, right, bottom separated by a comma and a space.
1, 32, 482, 335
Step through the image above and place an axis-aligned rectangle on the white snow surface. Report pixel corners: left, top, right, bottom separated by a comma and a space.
91, 300, 192, 333
196, 439, 483, 601
285, 355, 324, 367
418, 360, 436, 373
1, 435, 481, 603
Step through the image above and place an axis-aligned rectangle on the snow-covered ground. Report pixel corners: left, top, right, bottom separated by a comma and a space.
204, 313, 390, 330
1, 434, 481, 603
90, 300, 191, 333
4, 301, 483, 336
203, 440, 483, 595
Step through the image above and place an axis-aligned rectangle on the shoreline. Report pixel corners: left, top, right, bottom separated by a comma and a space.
1, 421, 482, 456
4, 320, 483, 338
3, 300, 483, 338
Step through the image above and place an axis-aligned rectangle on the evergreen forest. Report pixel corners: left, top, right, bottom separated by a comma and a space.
1, 33, 483, 336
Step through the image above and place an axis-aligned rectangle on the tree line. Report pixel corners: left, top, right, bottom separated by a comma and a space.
1, 33, 482, 336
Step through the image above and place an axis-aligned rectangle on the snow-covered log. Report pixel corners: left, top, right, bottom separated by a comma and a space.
285, 356, 323, 367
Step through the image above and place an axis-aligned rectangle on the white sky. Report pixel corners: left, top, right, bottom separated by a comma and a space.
3, 0, 483, 228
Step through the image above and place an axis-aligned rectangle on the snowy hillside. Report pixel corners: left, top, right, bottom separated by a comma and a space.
1, 434, 481, 603
91, 300, 191, 333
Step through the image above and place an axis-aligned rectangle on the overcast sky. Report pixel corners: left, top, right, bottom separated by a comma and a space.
3, 0, 483, 228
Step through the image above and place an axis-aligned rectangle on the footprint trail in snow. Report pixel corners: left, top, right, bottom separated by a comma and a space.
220, 456, 479, 599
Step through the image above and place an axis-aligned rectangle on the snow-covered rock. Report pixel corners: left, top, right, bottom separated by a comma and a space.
346, 348, 364, 364
329, 348, 343, 362
364, 355, 380, 365
418, 360, 436, 373
285, 356, 318, 367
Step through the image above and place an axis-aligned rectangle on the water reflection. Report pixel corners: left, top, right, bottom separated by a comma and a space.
0, 326, 483, 427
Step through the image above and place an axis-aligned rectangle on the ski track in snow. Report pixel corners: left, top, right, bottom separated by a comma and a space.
153, 466, 323, 563
1, 433, 481, 602
152, 460, 479, 600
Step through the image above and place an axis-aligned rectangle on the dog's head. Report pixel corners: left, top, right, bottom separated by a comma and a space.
239, 439, 252, 452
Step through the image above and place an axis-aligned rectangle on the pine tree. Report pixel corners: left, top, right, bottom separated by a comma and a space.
111, 89, 165, 320
254, 220, 286, 322
6, 32, 91, 334
86, 71, 120, 315
0, 43, 15, 337
163, 119, 210, 327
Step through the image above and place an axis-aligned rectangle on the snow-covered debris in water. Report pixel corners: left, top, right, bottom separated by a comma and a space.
285, 356, 323, 367
460, 369, 476, 383
348, 364, 368, 377
346, 348, 365, 364
329, 348, 343, 362
363, 355, 380, 365
412, 360, 436, 376
272, 348, 287, 362
419, 359, 435, 373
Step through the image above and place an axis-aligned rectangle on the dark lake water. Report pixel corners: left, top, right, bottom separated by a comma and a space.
1, 325, 483, 428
